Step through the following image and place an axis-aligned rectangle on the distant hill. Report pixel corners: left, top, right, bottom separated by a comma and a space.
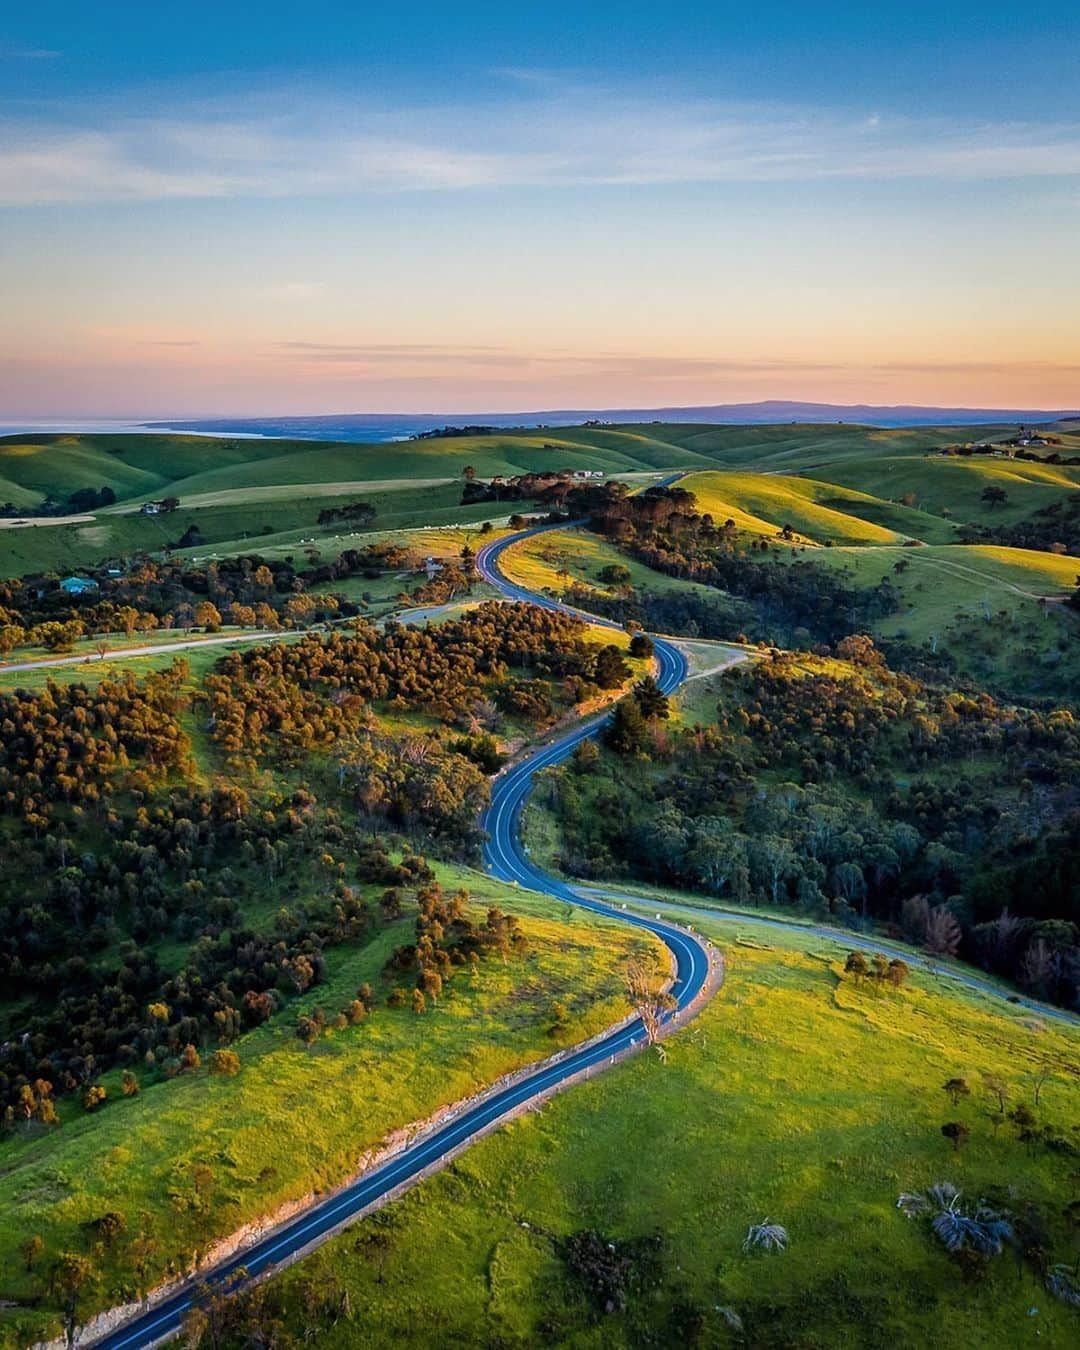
147, 400, 1080, 442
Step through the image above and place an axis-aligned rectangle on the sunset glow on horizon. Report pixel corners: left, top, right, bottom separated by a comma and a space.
2, 2, 1078, 419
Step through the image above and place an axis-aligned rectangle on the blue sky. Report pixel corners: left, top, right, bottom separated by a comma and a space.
1, 3, 1078, 416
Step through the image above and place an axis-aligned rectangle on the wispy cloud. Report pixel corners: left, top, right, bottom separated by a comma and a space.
268, 344, 1080, 382
0, 44, 60, 62
2, 81, 1080, 205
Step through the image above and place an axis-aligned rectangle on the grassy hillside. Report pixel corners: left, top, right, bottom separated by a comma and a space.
210, 913, 1080, 1348
498, 527, 721, 602
807, 454, 1080, 528
0, 480, 512, 577
643, 422, 978, 470
679, 469, 961, 544
5, 424, 1073, 578
782, 542, 1078, 698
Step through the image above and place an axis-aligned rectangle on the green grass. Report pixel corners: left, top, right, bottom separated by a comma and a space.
222, 914, 1080, 1348
679, 469, 962, 545
806, 454, 1080, 529
0, 871, 665, 1347
0, 482, 514, 578
0, 635, 304, 693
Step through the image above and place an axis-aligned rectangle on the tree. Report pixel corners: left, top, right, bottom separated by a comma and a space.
981, 485, 1008, 510
606, 698, 647, 755
30, 620, 83, 652
419, 967, 443, 1005
633, 675, 670, 721
943, 1077, 971, 1107
981, 1072, 1008, 1115
410, 988, 427, 1014
193, 601, 222, 632
462, 465, 477, 481
121, 1069, 140, 1097
844, 951, 870, 984
51, 1252, 93, 1349
924, 906, 962, 957
83, 1084, 107, 1112
88, 1211, 127, 1249
593, 643, 631, 689
0, 623, 26, 655
624, 958, 676, 1047
209, 1049, 240, 1076
941, 1121, 971, 1152
629, 632, 654, 659
886, 958, 910, 988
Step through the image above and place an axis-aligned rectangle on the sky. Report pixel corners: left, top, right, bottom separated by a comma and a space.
1, 2, 1079, 419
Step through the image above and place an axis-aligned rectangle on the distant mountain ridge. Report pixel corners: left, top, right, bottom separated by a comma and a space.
147, 400, 1080, 442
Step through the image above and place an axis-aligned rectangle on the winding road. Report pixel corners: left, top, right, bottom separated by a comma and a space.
90, 523, 714, 1349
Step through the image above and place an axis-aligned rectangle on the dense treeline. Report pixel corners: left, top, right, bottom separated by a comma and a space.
0, 484, 117, 518
203, 602, 611, 761
544, 640, 1080, 1008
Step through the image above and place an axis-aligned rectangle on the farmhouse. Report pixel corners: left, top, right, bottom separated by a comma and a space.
60, 575, 99, 595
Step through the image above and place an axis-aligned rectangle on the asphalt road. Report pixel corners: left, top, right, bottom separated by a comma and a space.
91, 522, 713, 1349
0, 630, 286, 675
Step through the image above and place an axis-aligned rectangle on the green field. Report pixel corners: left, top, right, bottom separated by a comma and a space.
221, 911, 1080, 1348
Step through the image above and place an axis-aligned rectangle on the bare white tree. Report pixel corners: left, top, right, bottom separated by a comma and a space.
624, 958, 676, 1048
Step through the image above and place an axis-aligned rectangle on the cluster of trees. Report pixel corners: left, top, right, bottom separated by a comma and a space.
562, 581, 757, 645
0, 664, 193, 821
0, 767, 391, 1115
385, 880, 527, 1011
544, 642, 1080, 1008
0, 542, 429, 651
0, 485, 117, 518
315, 500, 376, 528
524, 484, 901, 647
340, 741, 491, 853
412, 425, 497, 438
0, 593, 628, 1115
461, 469, 593, 506
202, 602, 609, 762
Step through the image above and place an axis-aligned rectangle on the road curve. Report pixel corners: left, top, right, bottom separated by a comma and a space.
90, 524, 713, 1349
